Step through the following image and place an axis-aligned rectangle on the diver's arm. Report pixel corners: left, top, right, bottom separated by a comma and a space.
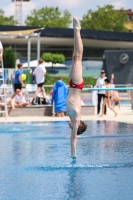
70, 120, 79, 157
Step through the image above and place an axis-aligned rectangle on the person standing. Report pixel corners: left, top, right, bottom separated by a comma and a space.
110, 73, 120, 109
100, 78, 117, 117
14, 63, 25, 91
51, 76, 68, 117
32, 59, 47, 105
11, 63, 25, 99
96, 70, 107, 115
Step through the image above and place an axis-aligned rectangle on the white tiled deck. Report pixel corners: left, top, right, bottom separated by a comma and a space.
0, 106, 133, 124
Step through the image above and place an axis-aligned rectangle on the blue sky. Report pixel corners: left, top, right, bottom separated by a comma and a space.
1, 0, 133, 24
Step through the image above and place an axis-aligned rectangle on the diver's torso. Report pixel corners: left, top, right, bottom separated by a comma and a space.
66, 88, 81, 118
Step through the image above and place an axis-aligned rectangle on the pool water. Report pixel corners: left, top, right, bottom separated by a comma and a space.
0, 121, 133, 200
82, 97, 131, 106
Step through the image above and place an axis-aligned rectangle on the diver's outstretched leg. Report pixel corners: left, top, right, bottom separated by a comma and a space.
69, 17, 83, 84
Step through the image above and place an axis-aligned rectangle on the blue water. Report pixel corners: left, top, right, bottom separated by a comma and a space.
82, 98, 131, 106
0, 121, 133, 200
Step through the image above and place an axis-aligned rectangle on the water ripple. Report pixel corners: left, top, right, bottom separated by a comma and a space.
26, 162, 133, 171
31, 134, 133, 140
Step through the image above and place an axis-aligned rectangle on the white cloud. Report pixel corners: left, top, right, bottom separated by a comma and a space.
2, 0, 133, 25
34, 0, 82, 9
112, 1, 125, 9
22, 2, 36, 23
57, 0, 82, 9
3, 1, 36, 25
3, 3, 14, 16
33, 0, 87, 20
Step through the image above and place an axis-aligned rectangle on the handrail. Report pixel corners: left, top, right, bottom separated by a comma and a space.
83, 87, 133, 91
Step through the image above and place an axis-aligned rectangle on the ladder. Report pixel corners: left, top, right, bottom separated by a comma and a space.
0, 41, 8, 118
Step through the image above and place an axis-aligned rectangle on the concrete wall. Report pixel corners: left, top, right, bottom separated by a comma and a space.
0, 105, 95, 117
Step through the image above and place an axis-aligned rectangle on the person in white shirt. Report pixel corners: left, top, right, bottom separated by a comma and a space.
96, 70, 107, 115
14, 89, 29, 107
32, 59, 47, 105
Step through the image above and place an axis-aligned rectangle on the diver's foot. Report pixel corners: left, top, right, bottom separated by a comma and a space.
71, 159, 77, 164
70, 155, 77, 160
73, 16, 81, 30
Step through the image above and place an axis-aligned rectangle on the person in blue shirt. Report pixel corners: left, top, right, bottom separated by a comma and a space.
11, 63, 25, 100
51, 76, 68, 117
14, 63, 25, 91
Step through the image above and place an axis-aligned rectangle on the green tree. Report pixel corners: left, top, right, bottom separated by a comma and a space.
42, 53, 53, 63
0, 9, 16, 25
80, 5, 128, 32
3, 47, 16, 68
41, 52, 65, 67
25, 7, 72, 28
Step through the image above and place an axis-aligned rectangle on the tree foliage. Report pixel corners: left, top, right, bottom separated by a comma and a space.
3, 47, 16, 68
0, 9, 16, 25
25, 7, 72, 28
44, 73, 97, 93
80, 5, 129, 32
41, 52, 65, 65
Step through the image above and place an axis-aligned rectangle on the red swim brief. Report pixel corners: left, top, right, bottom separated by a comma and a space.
69, 79, 84, 90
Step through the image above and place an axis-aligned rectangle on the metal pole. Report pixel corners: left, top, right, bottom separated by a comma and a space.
83, 87, 133, 91
27, 36, 31, 69
37, 33, 41, 65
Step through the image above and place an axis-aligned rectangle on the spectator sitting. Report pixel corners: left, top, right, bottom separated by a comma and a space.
0, 94, 9, 117
51, 76, 68, 117
14, 89, 29, 107
0, 88, 16, 111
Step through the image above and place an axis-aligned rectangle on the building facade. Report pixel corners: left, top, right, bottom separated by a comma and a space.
1, 25, 133, 79
1, 25, 133, 62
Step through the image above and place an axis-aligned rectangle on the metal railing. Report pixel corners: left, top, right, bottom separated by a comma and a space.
41, 84, 133, 107
81, 84, 133, 107
0, 82, 133, 107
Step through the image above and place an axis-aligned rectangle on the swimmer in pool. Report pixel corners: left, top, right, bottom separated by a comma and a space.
66, 16, 87, 159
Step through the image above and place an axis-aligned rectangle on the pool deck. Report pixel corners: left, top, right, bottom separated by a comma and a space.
0, 106, 133, 124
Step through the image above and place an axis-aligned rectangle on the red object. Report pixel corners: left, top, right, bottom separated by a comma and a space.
49, 89, 53, 96
69, 79, 84, 90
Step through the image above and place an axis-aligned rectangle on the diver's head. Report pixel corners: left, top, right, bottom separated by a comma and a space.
77, 120, 87, 135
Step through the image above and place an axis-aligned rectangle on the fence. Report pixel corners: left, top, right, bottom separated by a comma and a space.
0, 69, 132, 107
82, 85, 133, 107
